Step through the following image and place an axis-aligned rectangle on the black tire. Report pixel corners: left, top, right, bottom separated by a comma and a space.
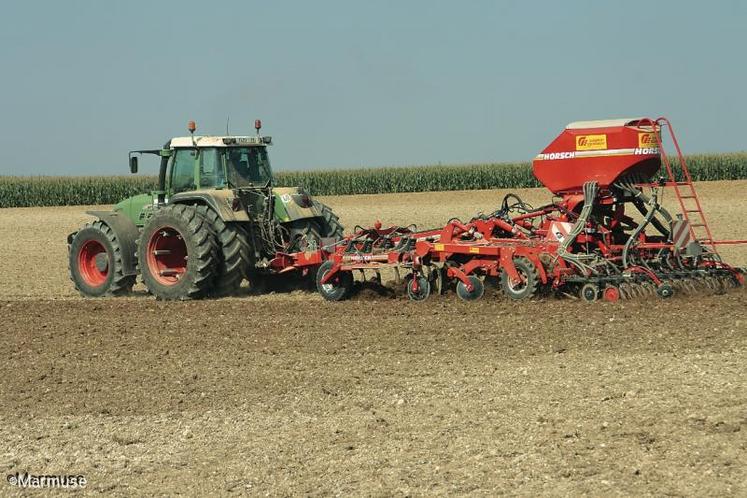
580, 283, 599, 302
456, 275, 484, 301
656, 283, 674, 299
316, 260, 353, 301
69, 220, 136, 297
407, 275, 431, 301
194, 205, 252, 297
138, 204, 219, 300
500, 257, 539, 300
313, 200, 344, 239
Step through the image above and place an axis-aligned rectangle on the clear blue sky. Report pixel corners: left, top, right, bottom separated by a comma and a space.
0, 0, 745, 175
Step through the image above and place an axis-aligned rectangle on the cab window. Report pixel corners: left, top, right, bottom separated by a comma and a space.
171, 149, 196, 193
199, 148, 226, 188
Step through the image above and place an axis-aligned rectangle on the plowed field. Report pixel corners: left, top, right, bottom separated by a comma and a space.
1, 182, 745, 495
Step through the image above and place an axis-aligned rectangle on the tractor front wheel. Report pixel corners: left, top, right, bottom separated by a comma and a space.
68, 220, 136, 297
138, 205, 219, 300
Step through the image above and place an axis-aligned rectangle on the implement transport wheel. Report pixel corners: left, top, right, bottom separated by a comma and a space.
316, 261, 353, 301
656, 283, 674, 299
456, 276, 484, 301
138, 204, 219, 300
407, 275, 431, 301
194, 205, 252, 297
500, 257, 539, 300
69, 220, 136, 297
580, 283, 599, 302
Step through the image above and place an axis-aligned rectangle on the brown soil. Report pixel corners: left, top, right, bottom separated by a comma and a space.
0, 181, 746, 495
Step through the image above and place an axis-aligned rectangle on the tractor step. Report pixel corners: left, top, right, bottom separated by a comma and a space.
159, 269, 184, 276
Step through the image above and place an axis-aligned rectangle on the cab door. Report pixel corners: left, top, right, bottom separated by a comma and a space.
168, 149, 199, 195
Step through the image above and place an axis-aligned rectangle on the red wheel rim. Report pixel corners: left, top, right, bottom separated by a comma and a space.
603, 286, 620, 303
78, 239, 109, 287
146, 226, 187, 286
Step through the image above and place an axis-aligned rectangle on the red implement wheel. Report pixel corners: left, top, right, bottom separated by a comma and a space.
603, 286, 620, 303
138, 205, 219, 300
69, 221, 136, 297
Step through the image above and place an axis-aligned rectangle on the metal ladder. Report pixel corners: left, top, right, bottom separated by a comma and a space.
645, 117, 719, 255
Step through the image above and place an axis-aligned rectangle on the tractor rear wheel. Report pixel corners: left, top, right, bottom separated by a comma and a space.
500, 257, 539, 300
284, 202, 343, 254
69, 220, 136, 297
194, 205, 252, 297
314, 200, 344, 239
138, 204, 219, 300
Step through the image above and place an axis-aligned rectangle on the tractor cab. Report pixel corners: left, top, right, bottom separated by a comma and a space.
129, 120, 273, 198
165, 136, 273, 193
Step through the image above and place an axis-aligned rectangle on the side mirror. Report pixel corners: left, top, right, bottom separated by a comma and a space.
129, 156, 138, 174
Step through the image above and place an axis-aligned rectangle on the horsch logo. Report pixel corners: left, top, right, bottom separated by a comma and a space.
638, 132, 658, 148
575, 134, 607, 151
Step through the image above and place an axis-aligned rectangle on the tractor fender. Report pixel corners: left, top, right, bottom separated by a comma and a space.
83, 210, 140, 276
272, 187, 323, 222
170, 191, 250, 222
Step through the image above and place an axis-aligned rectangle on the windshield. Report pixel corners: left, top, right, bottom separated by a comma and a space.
225, 147, 272, 187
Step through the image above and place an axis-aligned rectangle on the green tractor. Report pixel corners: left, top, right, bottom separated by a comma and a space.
68, 120, 343, 299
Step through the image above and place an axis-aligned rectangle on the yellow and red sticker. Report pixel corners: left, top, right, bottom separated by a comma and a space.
638, 132, 658, 148
575, 134, 607, 151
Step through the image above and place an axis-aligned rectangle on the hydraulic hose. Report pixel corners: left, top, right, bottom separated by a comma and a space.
557, 181, 600, 274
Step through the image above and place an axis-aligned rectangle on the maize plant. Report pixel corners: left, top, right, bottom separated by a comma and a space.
0, 153, 745, 208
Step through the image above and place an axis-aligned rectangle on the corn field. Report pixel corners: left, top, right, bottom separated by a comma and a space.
1, 153, 745, 208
